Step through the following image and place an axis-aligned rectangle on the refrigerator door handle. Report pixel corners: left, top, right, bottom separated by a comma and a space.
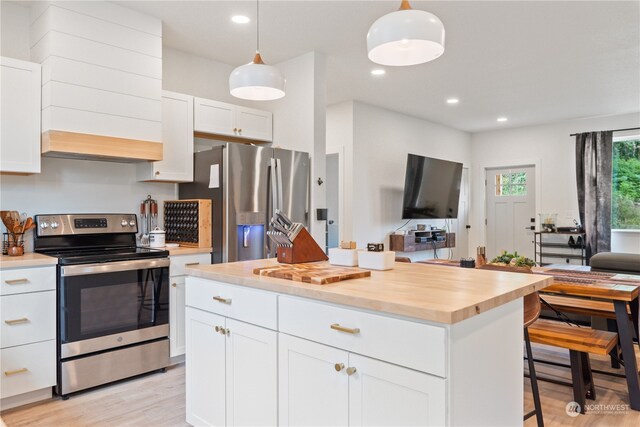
270, 158, 279, 213
276, 158, 283, 214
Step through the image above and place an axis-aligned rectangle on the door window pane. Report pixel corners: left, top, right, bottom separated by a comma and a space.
495, 172, 527, 196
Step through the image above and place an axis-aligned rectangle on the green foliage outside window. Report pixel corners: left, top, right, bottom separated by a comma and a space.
612, 139, 640, 229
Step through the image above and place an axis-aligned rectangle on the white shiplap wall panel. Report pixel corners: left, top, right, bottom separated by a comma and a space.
45, 1, 162, 36
31, 32, 162, 79
42, 57, 161, 100
42, 81, 161, 122
42, 106, 162, 142
30, 5, 161, 58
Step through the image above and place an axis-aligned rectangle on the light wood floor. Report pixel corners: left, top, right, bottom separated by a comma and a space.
2, 343, 640, 427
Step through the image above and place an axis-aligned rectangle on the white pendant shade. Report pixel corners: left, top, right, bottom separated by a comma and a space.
367, 7, 445, 66
229, 54, 285, 101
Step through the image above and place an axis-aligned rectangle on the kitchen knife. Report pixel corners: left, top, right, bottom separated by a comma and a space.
275, 209, 293, 228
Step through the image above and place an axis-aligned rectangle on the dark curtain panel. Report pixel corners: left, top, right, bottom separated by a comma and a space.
575, 131, 613, 262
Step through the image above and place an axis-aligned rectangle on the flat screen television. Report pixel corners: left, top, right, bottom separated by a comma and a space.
401, 154, 463, 219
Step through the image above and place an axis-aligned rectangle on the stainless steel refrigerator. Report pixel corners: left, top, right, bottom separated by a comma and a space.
179, 143, 310, 263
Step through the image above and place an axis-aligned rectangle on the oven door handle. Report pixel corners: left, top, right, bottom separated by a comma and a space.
61, 258, 170, 277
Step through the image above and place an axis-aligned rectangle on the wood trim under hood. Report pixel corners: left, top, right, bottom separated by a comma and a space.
41, 130, 163, 163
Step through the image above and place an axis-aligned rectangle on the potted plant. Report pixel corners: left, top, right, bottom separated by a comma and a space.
485, 251, 536, 273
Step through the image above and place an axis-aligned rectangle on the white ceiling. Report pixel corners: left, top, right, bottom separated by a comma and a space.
118, 0, 640, 133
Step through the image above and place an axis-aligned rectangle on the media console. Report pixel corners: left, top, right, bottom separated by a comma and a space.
389, 231, 456, 252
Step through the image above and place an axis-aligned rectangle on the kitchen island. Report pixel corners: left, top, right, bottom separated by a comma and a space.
185, 259, 552, 426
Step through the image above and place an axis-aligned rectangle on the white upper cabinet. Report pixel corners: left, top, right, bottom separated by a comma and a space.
0, 57, 41, 174
194, 98, 272, 142
137, 91, 194, 182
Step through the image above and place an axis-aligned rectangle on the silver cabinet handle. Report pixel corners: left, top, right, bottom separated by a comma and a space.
4, 317, 29, 325
213, 296, 232, 305
214, 326, 229, 335
330, 323, 360, 334
4, 278, 29, 285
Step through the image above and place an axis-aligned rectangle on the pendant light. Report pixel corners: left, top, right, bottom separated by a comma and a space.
229, 0, 285, 100
367, 0, 445, 67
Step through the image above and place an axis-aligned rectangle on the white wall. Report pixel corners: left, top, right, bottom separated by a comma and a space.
469, 112, 640, 255
268, 52, 327, 245
327, 101, 472, 258
0, 158, 176, 251
164, 47, 262, 109
0, 1, 30, 60
326, 101, 354, 241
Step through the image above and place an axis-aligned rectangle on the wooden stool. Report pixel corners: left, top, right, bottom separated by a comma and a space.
524, 292, 544, 427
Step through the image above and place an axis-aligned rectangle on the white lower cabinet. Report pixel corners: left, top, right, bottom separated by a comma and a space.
225, 318, 277, 427
170, 252, 211, 358
170, 277, 186, 357
278, 334, 349, 427
279, 334, 445, 427
186, 307, 226, 427
185, 307, 277, 427
0, 265, 56, 409
348, 353, 446, 426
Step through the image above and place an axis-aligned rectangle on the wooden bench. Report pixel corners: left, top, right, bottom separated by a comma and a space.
540, 294, 631, 320
539, 293, 634, 369
528, 318, 618, 413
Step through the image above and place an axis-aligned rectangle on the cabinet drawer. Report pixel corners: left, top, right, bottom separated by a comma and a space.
0, 266, 56, 296
0, 340, 56, 399
1, 291, 56, 348
186, 277, 277, 330
170, 253, 210, 277
279, 296, 447, 377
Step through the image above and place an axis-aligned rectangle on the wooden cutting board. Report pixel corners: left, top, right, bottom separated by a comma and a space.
253, 263, 371, 285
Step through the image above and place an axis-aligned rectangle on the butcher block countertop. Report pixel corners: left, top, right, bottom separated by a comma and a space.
168, 246, 212, 256
0, 253, 58, 269
186, 259, 553, 324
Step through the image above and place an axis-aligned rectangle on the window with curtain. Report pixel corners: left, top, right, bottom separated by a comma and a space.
612, 136, 640, 230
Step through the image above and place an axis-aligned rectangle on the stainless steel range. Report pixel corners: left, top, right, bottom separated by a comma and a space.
34, 213, 170, 399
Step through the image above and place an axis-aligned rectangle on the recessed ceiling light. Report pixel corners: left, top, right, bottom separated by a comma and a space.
446, 98, 459, 104
231, 15, 250, 24
497, 117, 508, 122
371, 69, 386, 76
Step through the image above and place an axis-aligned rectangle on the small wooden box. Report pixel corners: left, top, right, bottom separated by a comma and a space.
164, 199, 212, 248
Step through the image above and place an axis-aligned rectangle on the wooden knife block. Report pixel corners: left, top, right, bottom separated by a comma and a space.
277, 227, 328, 264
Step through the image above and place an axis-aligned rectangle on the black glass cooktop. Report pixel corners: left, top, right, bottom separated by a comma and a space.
37, 246, 169, 265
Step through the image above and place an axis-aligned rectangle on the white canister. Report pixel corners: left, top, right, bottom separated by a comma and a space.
149, 227, 166, 248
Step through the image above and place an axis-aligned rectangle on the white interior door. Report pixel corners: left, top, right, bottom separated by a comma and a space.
326, 153, 339, 249
485, 166, 536, 260
451, 167, 470, 259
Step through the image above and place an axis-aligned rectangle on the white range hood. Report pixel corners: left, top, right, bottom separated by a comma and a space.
30, 1, 163, 162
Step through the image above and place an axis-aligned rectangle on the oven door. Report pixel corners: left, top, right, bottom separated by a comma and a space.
59, 258, 170, 358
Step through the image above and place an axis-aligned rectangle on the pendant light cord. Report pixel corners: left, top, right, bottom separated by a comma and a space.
256, 0, 260, 53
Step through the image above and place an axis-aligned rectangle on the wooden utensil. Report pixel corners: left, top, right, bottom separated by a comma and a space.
21, 217, 33, 233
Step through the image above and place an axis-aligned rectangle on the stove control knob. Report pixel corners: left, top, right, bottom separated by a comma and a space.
40, 221, 49, 229
129, 220, 136, 227
121, 219, 128, 227
50, 221, 59, 229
